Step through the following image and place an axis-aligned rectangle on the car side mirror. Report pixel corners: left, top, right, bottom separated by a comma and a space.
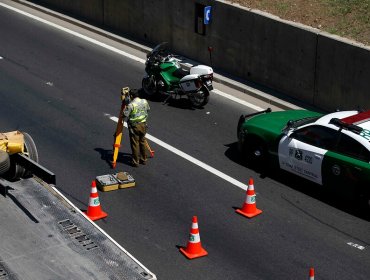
282, 120, 294, 135
287, 120, 294, 127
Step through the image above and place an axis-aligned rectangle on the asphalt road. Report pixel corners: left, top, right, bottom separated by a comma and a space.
1, 2, 370, 279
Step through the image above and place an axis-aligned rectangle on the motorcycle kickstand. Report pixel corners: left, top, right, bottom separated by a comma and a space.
163, 94, 172, 105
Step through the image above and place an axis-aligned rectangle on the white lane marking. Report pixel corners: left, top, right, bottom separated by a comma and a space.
1, 2, 266, 112
0, 3, 146, 64
106, 114, 248, 191
347, 242, 365, 250
212, 89, 264, 111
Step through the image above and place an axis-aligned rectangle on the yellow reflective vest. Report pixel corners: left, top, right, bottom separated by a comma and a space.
124, 97, 150, 124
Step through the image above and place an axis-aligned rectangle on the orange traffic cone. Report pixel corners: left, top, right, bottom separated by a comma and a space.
235, 177, 262, 218
309, 267, 315, 280
84, 180, 108, 221
179, 216, 208, 259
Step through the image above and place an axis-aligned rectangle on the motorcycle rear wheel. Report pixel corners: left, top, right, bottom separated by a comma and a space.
142, 76, 156, 97
189, 86, 209, 108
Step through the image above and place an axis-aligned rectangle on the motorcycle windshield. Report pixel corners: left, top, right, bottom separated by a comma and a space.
147, 42, 169, 58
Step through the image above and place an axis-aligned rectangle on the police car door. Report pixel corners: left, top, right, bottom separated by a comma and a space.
278, 125, 337, 185
321, 130, 370, 192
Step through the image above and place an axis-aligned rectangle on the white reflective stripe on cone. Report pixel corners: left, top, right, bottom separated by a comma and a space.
191, 223, 199, 229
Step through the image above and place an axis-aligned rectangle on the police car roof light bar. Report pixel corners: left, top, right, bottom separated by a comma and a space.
340, 110, 370, 125
329, 118, 363, 134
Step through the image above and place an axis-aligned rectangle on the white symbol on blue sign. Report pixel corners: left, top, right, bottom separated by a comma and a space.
204, 6, 211, 25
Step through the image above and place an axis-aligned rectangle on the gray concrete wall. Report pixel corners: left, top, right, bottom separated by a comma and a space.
103, 0, 173, 43
27, 0, 370, 111
315, 34, 370, 111
206, 3, 318, 105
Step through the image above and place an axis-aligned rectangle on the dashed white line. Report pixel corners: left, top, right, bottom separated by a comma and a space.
347, 242, 366, 250
2, 1, 258, 191
3, 2, 259, 190
106, 114, 248, 191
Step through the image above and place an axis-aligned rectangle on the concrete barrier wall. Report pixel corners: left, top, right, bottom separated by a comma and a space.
103, 0, 173, 43
205, 3, 318, 105
315, 35, 370, 111
28, 0, 370, 111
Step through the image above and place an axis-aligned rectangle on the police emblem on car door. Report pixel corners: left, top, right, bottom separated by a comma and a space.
278, 125, 331, 185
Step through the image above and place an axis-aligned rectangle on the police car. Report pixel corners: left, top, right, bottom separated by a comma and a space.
237, 108, 370, 206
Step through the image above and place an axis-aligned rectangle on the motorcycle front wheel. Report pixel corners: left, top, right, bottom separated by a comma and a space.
142, 76, 156, 97
188, 86, 209, 108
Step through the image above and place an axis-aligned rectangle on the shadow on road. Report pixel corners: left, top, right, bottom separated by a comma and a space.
94, 148, 132, 168
224, 141, 370, 221
165, 97, 199, 110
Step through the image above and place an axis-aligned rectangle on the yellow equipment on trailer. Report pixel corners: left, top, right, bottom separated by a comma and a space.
0, 130, 54, 184
0, 131, 25, 154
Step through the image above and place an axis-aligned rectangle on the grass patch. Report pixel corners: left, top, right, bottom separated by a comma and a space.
232, 0, 370, 45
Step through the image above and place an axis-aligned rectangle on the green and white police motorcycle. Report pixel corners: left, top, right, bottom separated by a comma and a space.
142, 42, 213, 108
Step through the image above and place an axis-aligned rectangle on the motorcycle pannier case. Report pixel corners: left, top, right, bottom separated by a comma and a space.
179, 74, 199, 92
190, 65, 213, 75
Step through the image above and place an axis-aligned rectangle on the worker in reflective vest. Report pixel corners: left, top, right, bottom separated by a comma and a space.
123, 89, 150, 167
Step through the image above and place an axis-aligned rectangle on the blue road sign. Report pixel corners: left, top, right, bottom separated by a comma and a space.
204, 6, 211, 25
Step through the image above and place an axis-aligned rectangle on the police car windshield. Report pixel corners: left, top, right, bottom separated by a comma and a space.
289, 116, 321, 129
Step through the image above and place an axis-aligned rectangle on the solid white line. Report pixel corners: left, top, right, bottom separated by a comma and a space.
0, 2, 146, 64
212, 89, 264, 111
0, 2, 265, 111
107, 115, 248, 191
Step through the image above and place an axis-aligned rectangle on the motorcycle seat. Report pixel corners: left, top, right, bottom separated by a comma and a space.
172, 68, 189, 79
